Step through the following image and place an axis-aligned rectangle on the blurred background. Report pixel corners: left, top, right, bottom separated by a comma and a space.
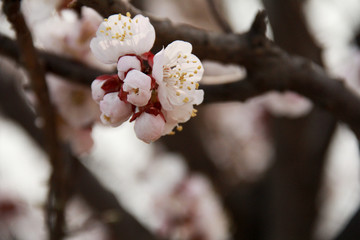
1, 0, 360, 239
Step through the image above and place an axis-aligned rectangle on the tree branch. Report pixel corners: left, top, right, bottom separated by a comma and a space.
0, 60, 161, 240
0, 7, 360, 141
205, 0, 233, 33
2, 1, 69, 239
259, 1, 336, 239
0, 34, 108, 85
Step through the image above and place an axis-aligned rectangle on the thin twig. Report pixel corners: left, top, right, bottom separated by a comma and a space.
2, 1, 68, 239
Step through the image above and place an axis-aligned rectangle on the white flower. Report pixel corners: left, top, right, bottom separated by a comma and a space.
90, 13, 155, 64
134, 113, 165, 143
123, 70, 152, 107
152, 40, 204, 111
117, 55, 142, 80
99, 92, 132, 127
47, 75, 100, 128
262, 91, 312, 117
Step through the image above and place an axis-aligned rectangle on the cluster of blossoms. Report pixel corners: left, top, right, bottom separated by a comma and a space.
90, 13, 204, 143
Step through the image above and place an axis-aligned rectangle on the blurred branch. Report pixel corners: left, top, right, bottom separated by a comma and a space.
0, 62, 161, 240
1, 18, 360, 139
2, 1, 68, 239
205, 0, 233, 33
73, 0, 360, 138
334, 207, 360, 240
260, 1, 334, 240
77, 0, 251, 63
0, 34, 108, 85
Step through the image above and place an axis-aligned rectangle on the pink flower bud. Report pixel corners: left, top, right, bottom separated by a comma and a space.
99, 92, 132, 127
117, 56, 142, 80
134, 113, 165, 143
123, 70, 152, 107
91, 79, 106, 103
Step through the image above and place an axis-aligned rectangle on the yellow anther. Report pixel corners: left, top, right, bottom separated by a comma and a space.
189, 74, 194, 77
191, 81, 194, 84
194, 70, 198, 74
179, 86, 183, 89
183, 55, 187, 59
183, 97, 189, 103
129, 32, 133, 35
191, 110, 197, 117
106, 33, 109, 36
128, 26, 131, 30
177, 125, 183, 131
187, 60, 190, 63
193, 109, 198, 113
195, 83, 199, 89
178, 54, 181, 58
106, 27, 111, 30
136, 19, 139, 23
114, 22, 118, 25
104, 18, 108, 22
197, 65, 201, 70
100, 30, 104, 33
192, 61, 197, 63
169, 131, 176, 135
176, 91, 180, 96
129, 19, 132, 23
118, 14, 122, 20
187, 86, 191, 90
103, 115, 111, 122
126, 12, 131, 17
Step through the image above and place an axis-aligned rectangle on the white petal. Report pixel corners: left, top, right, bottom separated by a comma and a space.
162, 120, 178, 135
193, 90, 204, 105
164, 40, 192, 63
134, 113, 165, 143
127, 89, 152, 107
99, 92, 132, 127
152, 48, 165, 84
157, 84, 173, 111
164, 103, 193, 123
91, 79, 106, 103
123, 70, 151, 90
117, 56, 141, 80
123, 70, 152, 106
90, 14, 155, 64
131, 15, 156, 55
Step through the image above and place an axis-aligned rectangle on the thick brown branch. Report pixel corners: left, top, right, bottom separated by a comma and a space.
2, 1, 68, 239
258, 1, 335, 239
77, 0, 250, 63
0, 10, 359, 141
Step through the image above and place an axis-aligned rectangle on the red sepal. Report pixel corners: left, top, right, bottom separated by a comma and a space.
142, 52, 154, 67
118, 87, 129, 103
101, 74, 122, 94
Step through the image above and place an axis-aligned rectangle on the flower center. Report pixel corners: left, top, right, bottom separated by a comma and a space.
99, 13, 138, 41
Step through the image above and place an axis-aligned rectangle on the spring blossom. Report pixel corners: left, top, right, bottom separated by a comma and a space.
90, 12, 204, 143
